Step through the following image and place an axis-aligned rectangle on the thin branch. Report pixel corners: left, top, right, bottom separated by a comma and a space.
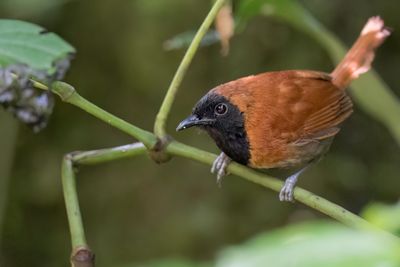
62, 143, 147, 267
71, 142, 146, 165
21, 80, 156, 148
10, 73, 49, 90
153, 0, 227, 138
5, 2, 399, 265
62, 156, 91, 263
63, 155, 96, 267
166, 141, 378, 231
51, 82, 157, 149
31, 79, 49, 90
49, 83, 393, 235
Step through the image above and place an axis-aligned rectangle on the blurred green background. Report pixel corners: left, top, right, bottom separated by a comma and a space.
0, 0, 399, 266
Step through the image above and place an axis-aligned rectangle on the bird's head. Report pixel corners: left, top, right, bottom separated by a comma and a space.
176, 91, 250, 165
176, 92, 244, 133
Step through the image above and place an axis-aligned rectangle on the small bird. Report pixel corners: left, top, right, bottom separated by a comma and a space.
176, 17, 391, 201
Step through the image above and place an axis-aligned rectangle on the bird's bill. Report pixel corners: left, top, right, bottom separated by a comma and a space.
176, 115, 215, 131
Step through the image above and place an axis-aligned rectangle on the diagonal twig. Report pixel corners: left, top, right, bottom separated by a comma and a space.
153, 0, 227, 139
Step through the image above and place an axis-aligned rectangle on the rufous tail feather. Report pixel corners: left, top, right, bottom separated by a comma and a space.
331, 16, 391, 89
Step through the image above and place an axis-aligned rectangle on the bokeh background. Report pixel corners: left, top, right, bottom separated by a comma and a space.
0, 0, 399, 266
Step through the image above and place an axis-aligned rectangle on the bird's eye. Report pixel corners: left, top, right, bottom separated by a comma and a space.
214, 103, 228, 115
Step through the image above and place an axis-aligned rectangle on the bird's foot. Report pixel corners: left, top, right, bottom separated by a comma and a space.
279, 163, 311, 202
211, 152, 231, 186
279, 174, 298, 202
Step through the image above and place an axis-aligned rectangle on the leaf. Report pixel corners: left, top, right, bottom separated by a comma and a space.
163, 30, 220, 51
363, 202, 400, 235
0, 20, 75, 131
216, 221, 400, 267
237, 0, 315, 29
236, 0, 266, 28
0, 19, 75, 75
118, 258, 212, 267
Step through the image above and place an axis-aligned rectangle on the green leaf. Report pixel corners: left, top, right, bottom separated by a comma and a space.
363, 202, 400, 235
118, 258, 212, 267
163, 30, 220, 51
0, 20, 74, 131
216, 221, 400, 267
0, 19, 75, 75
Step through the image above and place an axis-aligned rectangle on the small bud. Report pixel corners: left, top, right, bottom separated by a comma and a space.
215, 2, 234, 56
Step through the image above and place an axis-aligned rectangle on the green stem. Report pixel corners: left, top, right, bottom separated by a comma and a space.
51, 82, 157, 148
71, 142, 146, 165
46, 83, 395, 240
10, 73, 49, 90
49, 83, 388, 233
61, 143, 146, 266
62, 156, 87, 248
154, 0, 226, 138
166, 141, 377, 231
31, 79, 48, 90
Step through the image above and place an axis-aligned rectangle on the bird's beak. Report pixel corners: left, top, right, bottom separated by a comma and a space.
176, 115, 200, 131
176, 115, 215, 131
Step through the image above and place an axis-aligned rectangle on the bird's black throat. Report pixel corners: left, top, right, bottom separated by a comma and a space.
196, 93, 250, 165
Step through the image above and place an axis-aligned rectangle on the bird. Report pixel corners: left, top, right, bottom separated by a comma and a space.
176, 17, 391, 201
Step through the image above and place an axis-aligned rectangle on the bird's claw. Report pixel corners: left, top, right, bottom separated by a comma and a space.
211, 152, 231, 186
279, 179, 296, 202
279, 173, 299, 202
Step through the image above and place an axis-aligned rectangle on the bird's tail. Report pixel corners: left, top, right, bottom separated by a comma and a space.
331, 16, 391, 89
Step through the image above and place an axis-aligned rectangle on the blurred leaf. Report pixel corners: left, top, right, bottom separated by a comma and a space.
237, 0, 300, 25
236, 0, 400, 145
0, 19, 75, 75
120, 258, 212, 267
363, 202, 400, 236
163, 30, 220, 51
216, 221, 400, 267
235, 0, 266, 28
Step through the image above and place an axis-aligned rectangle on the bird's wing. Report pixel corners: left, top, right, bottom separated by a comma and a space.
287, 71, 353, 141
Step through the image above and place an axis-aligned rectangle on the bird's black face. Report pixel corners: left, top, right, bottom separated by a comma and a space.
177, 92, 250, 165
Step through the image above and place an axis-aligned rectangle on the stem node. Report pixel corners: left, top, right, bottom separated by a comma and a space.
71, 245, 95, 267
51, 81, 76, 102
148, 135, 173, 164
